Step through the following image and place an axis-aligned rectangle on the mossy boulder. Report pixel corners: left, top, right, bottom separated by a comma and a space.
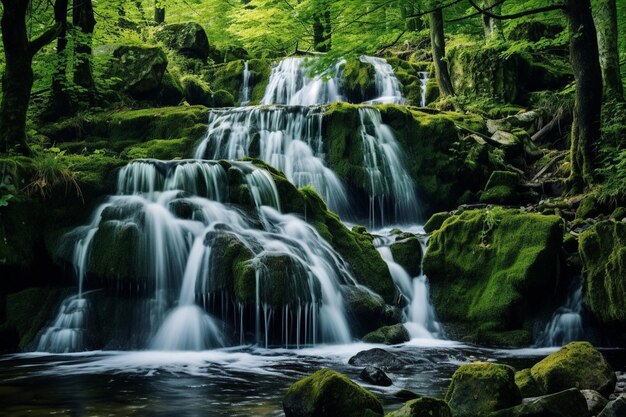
424, 212, 451, 234
514, 368, 543, 398
488, 388, 589, 417
423, 209, 563, 345
386, 57, 431, 106
529, 342, 616, 397
158, 71, 184, 106
386, 397, 452, 417
342, 58, 376, 103
479, 171, 523, 205
154, 22, 212, 60
108, 45, 168, 99
181, 75, 212, 106
362, 324, 409, 345
283, 368, 384, 417
390, 235, 422, 277
343, 286, 388, 337
579, 221, 626, 333
445, 362, 521, 417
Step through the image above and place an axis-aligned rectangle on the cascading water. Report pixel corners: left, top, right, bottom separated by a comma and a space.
374, 229, 442, 339
535, 279, 585, 347
240, 60, 251, 106
196, 56, 418, 225
418, 71, 429, 107
39, 159, 356, 352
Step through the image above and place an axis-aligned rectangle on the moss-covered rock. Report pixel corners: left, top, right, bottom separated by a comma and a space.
283, 368, 383, 417
211, 89, 235, 108
488, 388, 589, 417
514, 368, 543, 398
579, 221, 626, 332
209, 59, 272, 105
159, 70, 184, 106
362, 324, 409, 345
423, 209, 563, 345
108, 45, 168, 99
181, 75, 212, 106
445, 362, 521, 417
343, 286, 388, 337
424, 212, 451, 234
479, 171, 523, 205
386, 397, 451, 417
154, 22, 212, 61
342, 58, 376, 103
390, 235, 422, 277
386, 58, 431, 106
530, 342, 616, 397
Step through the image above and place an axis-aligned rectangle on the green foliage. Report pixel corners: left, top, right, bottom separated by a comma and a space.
26, 148, 82, 200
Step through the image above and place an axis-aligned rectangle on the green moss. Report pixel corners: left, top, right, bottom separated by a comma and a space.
423, 209, 563, 343
89, 221, 141, 280
386, 57, 429, 106
385, 396, 451, 417
123, 137, 195, 160
362, 324, 409, 345
342, 57, 376, 103
159, 70, 184, 106
579, 221, 626, 330
611, 207, 626, 220
514, 368, 543, 398
211, 89, 235, 108
530, 342, 616, 397
390, 236, 422, 277
445, 362, 521, 417
209, 58, 271, 105
283, 368, 383, 417
480, 170, 522, 205
424, 212, 451, 234
181, 75, 212, 106
576, 193, 599, 219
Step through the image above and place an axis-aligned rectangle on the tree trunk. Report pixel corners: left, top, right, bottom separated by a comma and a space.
73, 0, 96, 91
50, 0, 71, 117
313, 14, 325, 52
429, 9, 455, 97
566, 0, 603, 191
323, 9, 332, 51
481, 0, 503, 40
592, 0, 624, 101
155, 0, 165, 24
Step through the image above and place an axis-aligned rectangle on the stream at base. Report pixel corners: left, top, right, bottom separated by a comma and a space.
2, 343, 625, 417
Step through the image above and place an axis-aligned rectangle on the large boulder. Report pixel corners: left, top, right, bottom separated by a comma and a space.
581, 390, 608, 415
343, 286, 387, 337
109, 45, 168, 99
283, 368, 383, 417
348, 348, 407, 371
387, 397, 452, 417
423, 209, 562, 345
579, 221, 626, 336
154, 22, 212, 60
359, 366, 392, 387
529, 342, 616, 398
445, 362, 521, 417
341, 57, 376, 103
390, 234, 422, 277
362, 324, 409, 345
488, 388, 589, 417
599, 394, 626, 417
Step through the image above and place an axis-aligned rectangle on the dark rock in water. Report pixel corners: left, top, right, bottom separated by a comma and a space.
530, 342, 616, 398
283, 368, 383, 417
394, 389, 420, 401
360, 366, 392, 387
445, 362, 521, 417
390, 235, 422, 277
581, 389, 608, 415
343, 286, 386, 337
598, 394, 626, 417
154, 22, 212, 60
387, 397, 451, 417
348, 348, 407, 370
489, 388, 590, 417
362, 324, 409, 345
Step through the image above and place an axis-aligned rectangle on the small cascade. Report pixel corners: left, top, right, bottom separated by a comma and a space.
44, 159, 356, 352
261, 57, 344, 106
358, 107, 419, 227
418, 71, 429, 107
374, 230, 442, 339
535, 279, 585, 347
360, 56, 404, 104
240, 60, 251, 106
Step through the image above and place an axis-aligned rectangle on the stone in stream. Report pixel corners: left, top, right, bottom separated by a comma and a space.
360, 366, 392, 387
445, 362, 521, 417
581, 389, 608, 415
598, 394, 626, 417
348, 348, 407, 371
488, 388, 589, 417
386, 397, 451, 417
283, 368, 383, 417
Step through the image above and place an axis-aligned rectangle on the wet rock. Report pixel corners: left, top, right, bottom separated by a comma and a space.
283, 368, 383, 417
343, 286, 386, 337
445, 362, 521, 417
394, 389, 420, 401
515, 368, 543, 398
530, 342, 616, 397
362, 324, 409, 345
489, 388, 589, 417
387, 397, 451, 417
390, 235, 422, 277
598, 394, 626, 417
581, 389, 608, 415
360, 366, 392, 387
348, 348, 407, 371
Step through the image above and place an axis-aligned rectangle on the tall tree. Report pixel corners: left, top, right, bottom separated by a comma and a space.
73, 0, 96, 91
467, 0, 603, 191
50, 0, 71, 115
429, 7, 455, 97
593, 0, 624, 101
0, 0, 60, 154
480, 0, 503, 40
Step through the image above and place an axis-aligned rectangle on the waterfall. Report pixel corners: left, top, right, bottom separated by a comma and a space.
535, 279, 585, 347
360, 56, 404, 104
374, 230, 442, 339
418, 71, 429, 107
40, 160, 355, 352
240, 60, 251, 106
358, 107, 419, 227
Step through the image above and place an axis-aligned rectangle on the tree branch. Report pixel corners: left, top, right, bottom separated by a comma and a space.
28, 22, 61, 56
446, 0, 506, 23
466, 0, 565, 20
405, 0, 464, 19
